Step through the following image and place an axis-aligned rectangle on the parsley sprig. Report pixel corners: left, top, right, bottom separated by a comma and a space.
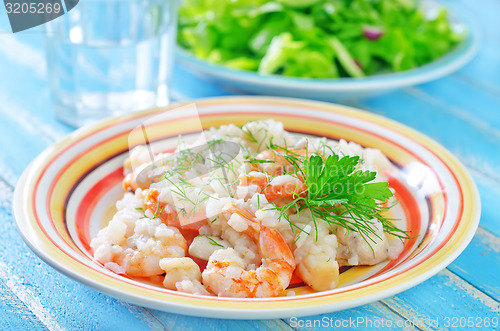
268, 145, 411, 247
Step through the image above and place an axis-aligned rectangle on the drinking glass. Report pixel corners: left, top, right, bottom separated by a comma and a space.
45, 0, 177, 127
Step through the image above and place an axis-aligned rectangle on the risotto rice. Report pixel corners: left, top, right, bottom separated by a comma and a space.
91, 120, 405, 298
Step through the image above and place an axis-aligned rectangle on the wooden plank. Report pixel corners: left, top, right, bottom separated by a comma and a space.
450, 0, 500, 90
0, 179, 174, 330
460, 42, 500, 90
454, 72, 500, 101
0, 32, 47, 78
467, 168, 500, 238
283, 301, 421, 331
3, 140, 498, 326
0, 126, 411, 330
0, 37, 72, 179
0, 3, 498, 328
382, 269, 499, 330
0, 108, 56, 178
0, 260, 62, 331
0, 49, 72, 140
448, 227, 500, 301
0, 170, 293, 329
355, 89, 500, 299
356, 90, 500, 180
281, 268, 500, 331
0, 32, 72, 182
416, 75, 500, 129
0, 276, 48, 331
352, 93, 500, 238
6, 158, 499, 329
172, 65, 234, 100
0, 180, 62, 330
0, 8, 12, 33
149, 310, 293, 331
0, 68, 496, 328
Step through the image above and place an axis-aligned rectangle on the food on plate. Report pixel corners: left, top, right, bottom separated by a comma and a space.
91, 120, 409, 297
178, 0, 464, 78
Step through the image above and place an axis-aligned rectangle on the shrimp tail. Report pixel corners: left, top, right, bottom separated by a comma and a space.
259, 227, 296, 288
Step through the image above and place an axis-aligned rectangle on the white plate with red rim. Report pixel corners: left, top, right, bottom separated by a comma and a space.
14, 96, 480, 319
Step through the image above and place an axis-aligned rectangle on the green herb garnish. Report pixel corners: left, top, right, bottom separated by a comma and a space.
244, 158, 276, 164
266, 145, 411, 249
140, 200, 163, 220
196, 235, 224, 248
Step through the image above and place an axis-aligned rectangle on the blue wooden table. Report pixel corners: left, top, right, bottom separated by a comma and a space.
1, 1, 499, 330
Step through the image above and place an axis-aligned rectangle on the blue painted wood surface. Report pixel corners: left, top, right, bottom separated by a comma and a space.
1, 0, 499, 330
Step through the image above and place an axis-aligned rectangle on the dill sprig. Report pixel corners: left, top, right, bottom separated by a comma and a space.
243, 158, 276, 164
241, 125, 268, 151
196, 235, 224, 248
140, 199, 163, 220
265, 143, 411, 248
163, 175, 211, 219
268, 140, 306, 178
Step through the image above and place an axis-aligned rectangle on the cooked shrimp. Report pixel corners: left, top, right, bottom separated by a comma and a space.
249, 148, 307, 176
144, 188, 180, 227
239, 172, 306, 202
122, 225, 187, 277
91, 192, 188, 277
240, 148, 308, 201
97, 224, 187, 277
202, 203, 296, 298
145, 188, 210, 233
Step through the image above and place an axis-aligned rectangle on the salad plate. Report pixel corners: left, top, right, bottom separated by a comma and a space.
176, 1, 480, 100
13, 96, 480, 319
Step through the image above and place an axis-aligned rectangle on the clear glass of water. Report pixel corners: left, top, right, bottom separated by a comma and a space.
45, 0, 177, 127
